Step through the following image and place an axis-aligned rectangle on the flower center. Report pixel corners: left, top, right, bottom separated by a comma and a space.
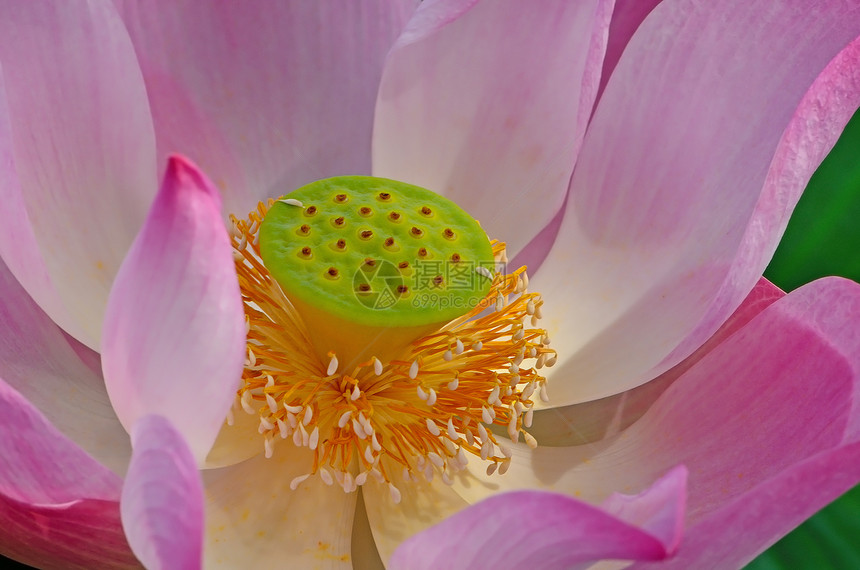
229, 176, 556, 502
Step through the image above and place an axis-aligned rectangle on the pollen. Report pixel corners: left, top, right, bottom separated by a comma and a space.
228, 177, 556, 497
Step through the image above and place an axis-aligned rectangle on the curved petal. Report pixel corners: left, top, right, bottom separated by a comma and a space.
121, 415, 203, 570
202, 445, 356, 568
529, 277, 784, 445
112, 0, 416, 219
0, 496, 141, 570
0, 256, 131, 475
363, 469, 469, 565
451, 277, 860, 564
372, 0, 614, 257
536, 1, 860, 404
102, 156, 245, 463
0, 378, 138, 569
390, 465, 686, 570
0, 69, 83, 342
0, 0, 157, 349
595, 0, 662, 103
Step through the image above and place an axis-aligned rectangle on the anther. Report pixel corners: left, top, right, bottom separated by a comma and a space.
290, 474, 310, 490
426, 418, 441, 436
476, 266, 493, 279
373, 357, 383, 376
409, 360, 419, 379
280, 198, 303, 207
337, 410, 353, 429
351, 385, 361, 401
327, 352, 339, 375
426, 388, 437, 406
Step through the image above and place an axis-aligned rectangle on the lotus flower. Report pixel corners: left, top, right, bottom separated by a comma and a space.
2, 1, 860, 569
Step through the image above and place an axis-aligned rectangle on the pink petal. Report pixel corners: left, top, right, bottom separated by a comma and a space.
102, 156, 245, 463
390, 466, 686, 570
631, 443, 860, 569
0, 378, 138, 569
0, 256, 131, 475
596, 0, 662, 103
121, 415, 203, 570
113, 0, 416, 219
372, 0, 613, 257
537, 2, 860, 404
0, 0, 157, 349
0, 495, 140, 570
0, 378, 121, 503
456, 277, 860, 564
529, 277, 784, 446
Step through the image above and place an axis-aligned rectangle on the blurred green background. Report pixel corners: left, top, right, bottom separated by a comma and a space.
748, 107, 860, 568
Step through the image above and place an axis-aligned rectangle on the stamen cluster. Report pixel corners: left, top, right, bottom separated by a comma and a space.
229, 200, 556, 502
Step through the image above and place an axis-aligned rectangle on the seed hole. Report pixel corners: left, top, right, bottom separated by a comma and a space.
388, 211, 401, 222
332, 216, 345, 228
359, 230, 374, 240
359, 207, 372, 217
334, 194, 348, 203
433, 275, 444, 287
384, 237, 399, 251
335, 239, 347, 250
357, 283, 371, 293
398, 261, 410, 269
443, 228, 456, 240
299, 247, 313, 259
378, 192, 392, 202
304, 206, 317, 216
451, 253, 461, 263
297, 224, 311, 236
326, 267, 339, 279
397, 285, 409, 294
418, 247, 428, 258
364, 258, 376, 267
420, 206, 433, 217
410, 226, 424, 238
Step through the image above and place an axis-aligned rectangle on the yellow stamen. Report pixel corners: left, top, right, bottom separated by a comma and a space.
229, 200, 556, 494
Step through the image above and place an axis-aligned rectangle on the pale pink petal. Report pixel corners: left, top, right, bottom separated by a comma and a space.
102, 156, 245, 463
372, 0, 613, 257
202, 445, 356, 567
0, 71, 83, 342
390, 466, 686, 570
0, 378, 138, 569
0, 0, 157, 349
453, 277, 860, 564
121, 415, 203, 570
537, 2, 860, 404
113, 0, 416, 219
0, 257, 131, 475
530, 277, 784, 445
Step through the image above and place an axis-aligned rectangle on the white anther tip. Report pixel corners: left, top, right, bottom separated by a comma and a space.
476, 266, 493, 279
327, 353, 339, 376
280, 198, 303, 207
409, 360, 419, 380
289, 474, 310, 490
